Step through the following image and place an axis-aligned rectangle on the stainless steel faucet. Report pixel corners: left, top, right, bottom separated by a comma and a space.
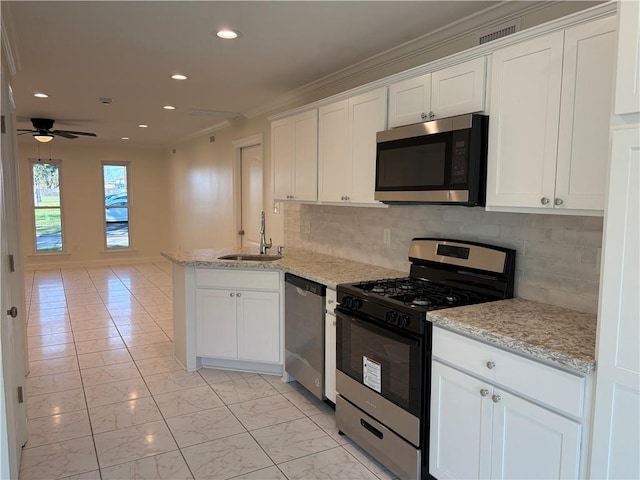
259, 211, 272, 254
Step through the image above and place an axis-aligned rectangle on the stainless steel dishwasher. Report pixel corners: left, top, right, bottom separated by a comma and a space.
285, 273, 326, 400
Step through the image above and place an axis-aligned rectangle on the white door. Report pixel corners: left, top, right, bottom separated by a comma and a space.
1, 69, 28, 479
196, 289, 238, 359
318, 99, 350, 202
240, 144, 263, 248
388, 73, 432, 128
431, 57, 486, 119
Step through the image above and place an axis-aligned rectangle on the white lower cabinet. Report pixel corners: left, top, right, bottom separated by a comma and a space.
195, 269, 281, 366
430, 327, 586, 480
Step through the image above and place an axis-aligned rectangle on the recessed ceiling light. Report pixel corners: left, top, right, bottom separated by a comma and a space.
217, 29, 240, 40
163, 105, 176, 110
171, 74, 188, 80
34, 92, 48, 98
121, 137, 130, 140
138, 124, 148, 128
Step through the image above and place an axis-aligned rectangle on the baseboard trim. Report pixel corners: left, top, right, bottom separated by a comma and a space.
24, 255, 168, 271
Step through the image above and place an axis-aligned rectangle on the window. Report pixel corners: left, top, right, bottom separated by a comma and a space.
31, 159, 63, 252
103, 163, 130, 249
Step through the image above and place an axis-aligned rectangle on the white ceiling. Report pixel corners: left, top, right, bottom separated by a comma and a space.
5, 1, 531, 148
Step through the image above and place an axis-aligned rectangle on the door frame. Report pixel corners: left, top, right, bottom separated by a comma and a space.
232, 133, 264, 249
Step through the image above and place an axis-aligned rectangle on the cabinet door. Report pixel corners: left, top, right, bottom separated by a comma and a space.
431, 57, 486, 119
614, 0, 640, 114
236, 290, 280, 363
271, 117, 294, 200
349, 87, 387, 203
486, 32, 564, 209
196, 289, 237, 359
555, 16, 616, 211
430, 361, 492, 480
318, 100, 350, 202
324, 312, 336, 403
292, 110, 318, 201
590, 127, 640, 479
388, 73, 431, 128
491, 389, 582, 479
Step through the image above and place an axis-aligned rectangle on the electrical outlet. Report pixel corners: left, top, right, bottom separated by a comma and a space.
383, 228, 391, 246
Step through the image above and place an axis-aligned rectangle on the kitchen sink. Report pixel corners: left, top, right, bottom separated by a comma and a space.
217, 254, 283, 261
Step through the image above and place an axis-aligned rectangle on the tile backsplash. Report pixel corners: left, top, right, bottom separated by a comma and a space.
283, 203, 603, 314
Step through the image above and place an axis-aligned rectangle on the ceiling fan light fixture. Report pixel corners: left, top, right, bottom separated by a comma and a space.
163, 105, 176, 110
33, 92, 49, 98
34, 133, 54, 143
171, 74, 188, 80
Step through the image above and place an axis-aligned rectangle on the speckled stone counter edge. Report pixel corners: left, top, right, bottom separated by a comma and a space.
163, 248, 596, 375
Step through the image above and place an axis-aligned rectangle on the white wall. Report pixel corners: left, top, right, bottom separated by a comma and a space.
18, 143, 170, 268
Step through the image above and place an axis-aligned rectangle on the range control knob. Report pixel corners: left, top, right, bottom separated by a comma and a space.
352, 298, 363, 310
385, 311, 398, 325
342, 296, 354, 309
398, 315, 411, 328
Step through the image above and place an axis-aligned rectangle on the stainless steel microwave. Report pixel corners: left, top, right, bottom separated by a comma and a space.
375, 113, 488, 206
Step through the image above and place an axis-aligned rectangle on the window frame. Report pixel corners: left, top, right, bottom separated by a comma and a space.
102, 161, 132, 250
29, 157, 65, 254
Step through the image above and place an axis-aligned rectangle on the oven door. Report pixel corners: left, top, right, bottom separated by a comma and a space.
336, 308, 423, 417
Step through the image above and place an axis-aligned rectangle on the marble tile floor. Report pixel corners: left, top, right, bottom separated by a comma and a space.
19, 262, 398, 480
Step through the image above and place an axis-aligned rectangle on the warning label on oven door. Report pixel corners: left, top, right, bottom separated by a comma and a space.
363, 356, 382, 393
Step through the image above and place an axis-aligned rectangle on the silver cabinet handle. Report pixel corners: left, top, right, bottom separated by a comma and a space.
540, 197, 550, 205
480, 388, 490, 397
492, 394, 501, 403
236, 292, 241, 297
554, 198, 563, 206
230, 292, 235, 297
486, 361, 496, 370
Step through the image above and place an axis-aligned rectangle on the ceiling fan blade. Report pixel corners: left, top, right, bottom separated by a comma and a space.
53, 129, 97, 137
17, 129, 35, 132
52, 131, 78, 139
17, 131, 34, 136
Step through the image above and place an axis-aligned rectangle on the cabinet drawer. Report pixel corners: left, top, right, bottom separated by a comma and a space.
196, 268, 280, 290
432, 326, 586, 418
326, 288, 337, 314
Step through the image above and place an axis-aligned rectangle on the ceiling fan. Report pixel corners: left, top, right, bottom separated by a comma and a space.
17, 118, 97, 143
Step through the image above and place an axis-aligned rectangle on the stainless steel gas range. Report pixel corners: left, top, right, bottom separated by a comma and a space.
335, 238, 516, 480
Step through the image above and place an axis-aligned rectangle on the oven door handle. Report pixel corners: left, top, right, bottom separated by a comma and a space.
360, 418, 384, 440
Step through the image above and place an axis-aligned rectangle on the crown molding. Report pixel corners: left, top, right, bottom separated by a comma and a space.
249, 1, 607, 119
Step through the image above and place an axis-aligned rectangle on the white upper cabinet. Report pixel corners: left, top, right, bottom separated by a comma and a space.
271, 109, 318, 202
486, 16, 616, 214
318, 87, 387, 204
614, 0, 640, 114
388, 57, 486, 128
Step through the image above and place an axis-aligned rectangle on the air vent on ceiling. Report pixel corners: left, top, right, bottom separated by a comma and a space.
476, 19, 521, 46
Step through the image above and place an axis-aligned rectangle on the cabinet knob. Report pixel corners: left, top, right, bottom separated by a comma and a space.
6, 306, 17, 318
429, 111, 435, 120
236, 292, 241, 297
230, 292, 235, 297
328, 299, 334, 305
540, 197, 550, 205
421, 112, 428, 120
492, 394, 501, 403
486, 361, 496, 370
480, 388, 490, 397
554, 197, 564, 206
344, 196, 350, 201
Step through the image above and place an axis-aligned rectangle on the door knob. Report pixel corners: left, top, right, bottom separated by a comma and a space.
554, 198, 564, 206
237, 292, 241, 297
486, 361, 496, 369
230, 292, 235, 297
6, 306, 17, 318
480, 388, 490, 397
540, 197, 550, 205
492, 394, 501, 403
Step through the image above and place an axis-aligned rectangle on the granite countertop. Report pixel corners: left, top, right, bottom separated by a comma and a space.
161, 246, 406, 289
163, 247, 597, 374
428, 298, 597, 374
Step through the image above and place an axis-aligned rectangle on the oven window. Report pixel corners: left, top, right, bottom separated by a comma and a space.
377, 142, 446, 189
336, 311, 422, 416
